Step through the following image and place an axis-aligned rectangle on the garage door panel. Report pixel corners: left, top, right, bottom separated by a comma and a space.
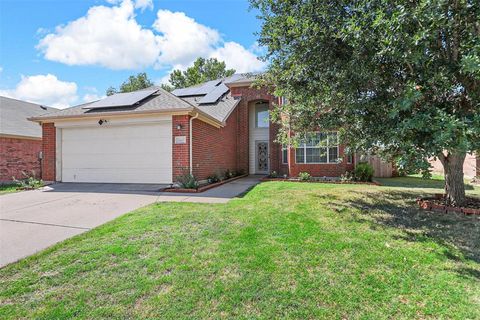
61, 121, 172, 183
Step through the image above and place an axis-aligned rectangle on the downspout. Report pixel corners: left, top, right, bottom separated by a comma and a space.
189, 112, 199, 175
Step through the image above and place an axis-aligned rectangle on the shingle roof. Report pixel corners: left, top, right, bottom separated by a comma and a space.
0, 96, 56, 138
29, 75, 251, 126
30, 87, 194, 120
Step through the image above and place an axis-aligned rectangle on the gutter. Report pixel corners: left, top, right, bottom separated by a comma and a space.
189, 112, 199, 175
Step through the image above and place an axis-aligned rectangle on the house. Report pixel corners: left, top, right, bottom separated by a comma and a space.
0, 96, 56, 182
429, 153, 479, 179
29, 74, 359, 184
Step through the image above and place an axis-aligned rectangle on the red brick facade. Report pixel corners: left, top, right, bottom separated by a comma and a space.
172, 115, 190, 180
0, 137, 42, 182
41, 123, 56, 181
192, 109, 239, 180
39, 85, 361, 184
231, 85, 354, 178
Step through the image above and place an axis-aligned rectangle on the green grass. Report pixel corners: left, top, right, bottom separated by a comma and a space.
1, 178, 479, 319
0, 184, 20, 195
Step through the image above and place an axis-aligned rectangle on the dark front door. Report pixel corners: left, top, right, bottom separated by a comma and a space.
256, 141, 269, 174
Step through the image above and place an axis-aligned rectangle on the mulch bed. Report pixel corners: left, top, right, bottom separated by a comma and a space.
163, 174, 249, 193
417, 193, 480, 215
260, 177, 381, 186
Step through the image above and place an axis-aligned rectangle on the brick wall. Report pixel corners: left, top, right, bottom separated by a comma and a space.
0, 137, 42, 182
192, 108, 239, 180
41, 123, 56, 181
230, 86, 276, 175
287, 145, 354, 177
477, 154, 480, 177
172, 115, 190, 181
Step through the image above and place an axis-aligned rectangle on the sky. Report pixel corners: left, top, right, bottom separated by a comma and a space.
0, 0, 265, 109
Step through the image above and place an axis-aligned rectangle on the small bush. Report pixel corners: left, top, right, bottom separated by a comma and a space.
340, 171, 356, 182
354, 162, 374, 182
207, 175, 220, 184
177, 171, 198, 189
298, 172, 311, 181
224, 169, 235, 180
269, 171, 278, 178
12, 170, 43, 189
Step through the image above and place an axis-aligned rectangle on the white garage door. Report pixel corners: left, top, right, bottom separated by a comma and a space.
61, 121, 172, 184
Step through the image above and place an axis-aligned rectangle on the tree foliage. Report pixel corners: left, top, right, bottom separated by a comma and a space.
106, 72, 154, 96
162, 57, 235, 91
252, 0, 480, 205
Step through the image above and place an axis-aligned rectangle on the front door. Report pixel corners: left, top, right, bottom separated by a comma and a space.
255, 141, 269, 174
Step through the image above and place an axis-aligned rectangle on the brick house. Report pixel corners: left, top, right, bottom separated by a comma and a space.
30, 75, 357, 184
0, 96, 56, 182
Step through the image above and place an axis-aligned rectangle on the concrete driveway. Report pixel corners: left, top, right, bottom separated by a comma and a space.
0, 176, 260, 267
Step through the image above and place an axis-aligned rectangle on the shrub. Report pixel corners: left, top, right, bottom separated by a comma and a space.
224, 169, 234, 180
340, 171, 356, 182
269, 170, 278, 178
177, 171, 198, 189
12, 170, 43, 189
298, 171, 311, 181
354, 162, 374, 182
207, 174, 220, 184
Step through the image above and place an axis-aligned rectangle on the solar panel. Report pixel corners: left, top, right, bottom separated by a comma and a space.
198, 83, 229, 104
172, 79, 222, 97
83, 89, 158, 109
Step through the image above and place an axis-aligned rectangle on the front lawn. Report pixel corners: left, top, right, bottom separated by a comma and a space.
1, 179, 479, 319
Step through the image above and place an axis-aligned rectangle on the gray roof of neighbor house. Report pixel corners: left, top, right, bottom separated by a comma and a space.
0, 96, 56, 138
29, 74, 256, 126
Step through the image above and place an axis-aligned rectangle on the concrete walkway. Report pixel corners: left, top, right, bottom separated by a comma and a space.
0, 176, 261, 267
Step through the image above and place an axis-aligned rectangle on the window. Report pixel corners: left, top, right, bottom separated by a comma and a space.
282, 146, 288, 164
255, 104, 269, 128
295, 132, 339, 164
346, 152, 354, 164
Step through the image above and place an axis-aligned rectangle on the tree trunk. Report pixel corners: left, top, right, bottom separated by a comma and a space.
440, 152, 466, 207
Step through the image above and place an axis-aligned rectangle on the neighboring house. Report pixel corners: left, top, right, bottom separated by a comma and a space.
29, 75, 366, 184
429, 153, 479, 178
0, 96, 56, 182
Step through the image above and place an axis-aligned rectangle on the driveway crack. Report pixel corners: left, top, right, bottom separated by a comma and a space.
0, 218, 90, 230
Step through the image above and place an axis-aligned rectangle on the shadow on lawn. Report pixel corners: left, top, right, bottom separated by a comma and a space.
376, 177, 475, 190
339, 190, 480, 271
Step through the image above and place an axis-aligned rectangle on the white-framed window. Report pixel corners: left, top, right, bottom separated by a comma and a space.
295, 132, 339, 164
282, 145, 288, 164
347, 152, 354, 164
255, 103, 269, 128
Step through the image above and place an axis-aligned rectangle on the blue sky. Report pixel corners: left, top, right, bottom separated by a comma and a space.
0, 0, 264, 108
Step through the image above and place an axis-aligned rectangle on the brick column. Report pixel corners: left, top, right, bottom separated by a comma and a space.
172, 115, 190, 182
41, 123, 56, 181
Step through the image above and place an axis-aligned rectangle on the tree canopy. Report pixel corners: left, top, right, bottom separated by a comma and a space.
252, 0, 480, 205
162, 57, 235, 91
106, 72, 154, 96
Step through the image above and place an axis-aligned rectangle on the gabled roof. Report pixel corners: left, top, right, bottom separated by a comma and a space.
29, 74, 255, 127
30, 87, 194, 121
0, 96, 56, 138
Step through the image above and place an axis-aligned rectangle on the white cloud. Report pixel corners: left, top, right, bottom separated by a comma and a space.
83, 93, 104, 103
0, 74, 78, 109
153, 10, 220, 68
37, 0, 161, 69
210, 41, 266, 73
134, 0, 153, 11
36, 1, 265, 73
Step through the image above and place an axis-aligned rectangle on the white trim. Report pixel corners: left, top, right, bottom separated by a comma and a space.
55, 128, 62, 181
294, 131, 339, 164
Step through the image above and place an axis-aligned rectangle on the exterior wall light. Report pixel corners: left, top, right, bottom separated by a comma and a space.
176, 124, 183, 130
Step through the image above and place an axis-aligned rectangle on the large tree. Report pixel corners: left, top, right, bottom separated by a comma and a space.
106, 72, 154, 96
162, 57, 235, 91
252, 0, 480, 206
